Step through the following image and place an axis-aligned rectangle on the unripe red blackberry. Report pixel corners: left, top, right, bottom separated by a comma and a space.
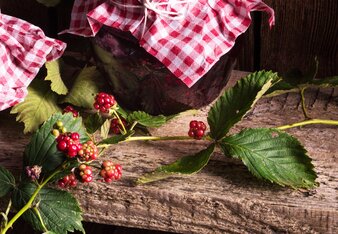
93, 92, 116, 113
56, 132, 82, 158
58, 173, 77, 188
100, 160, 122, 182
63, 105, 79, 117
78, 164, 93, 183
78, 141, 98, 161
110, 117, 127, 135
188, 120, 206, 140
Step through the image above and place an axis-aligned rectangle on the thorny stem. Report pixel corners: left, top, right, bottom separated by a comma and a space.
0, 167, 62, 234
125, 135, 196, 142
300, 87, 310, 119
277, 119, 338, 130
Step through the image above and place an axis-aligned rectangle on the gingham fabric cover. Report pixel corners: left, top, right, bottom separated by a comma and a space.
63, 0, 274, 87
0, 13, 66, 111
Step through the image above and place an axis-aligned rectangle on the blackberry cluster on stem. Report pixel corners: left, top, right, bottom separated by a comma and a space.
93, 92, 116, 113
58, 173, 77, 188
63, 105, 79, 117
188, 120, 207, 140
53, 118, 122, 188
100, 160, 122, 183
110, 117, 127, 134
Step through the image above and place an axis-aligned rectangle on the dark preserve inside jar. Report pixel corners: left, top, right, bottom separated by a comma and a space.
92, 26, 241, 115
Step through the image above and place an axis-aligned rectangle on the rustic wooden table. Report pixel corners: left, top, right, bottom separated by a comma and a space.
0, 71, 337, 233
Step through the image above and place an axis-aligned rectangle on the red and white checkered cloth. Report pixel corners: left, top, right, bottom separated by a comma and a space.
0, 13, 66, 111
63, 0, 274, 87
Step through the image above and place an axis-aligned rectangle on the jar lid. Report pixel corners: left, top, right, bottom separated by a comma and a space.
0, 13, 66, 111
62, 0, 274, 87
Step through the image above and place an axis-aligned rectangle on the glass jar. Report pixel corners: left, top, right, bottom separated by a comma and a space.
92, 26, 241, 115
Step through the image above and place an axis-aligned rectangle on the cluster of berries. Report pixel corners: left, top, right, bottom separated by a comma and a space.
93, 92, 116, 113
56, 132, 82, 158
188, 120, 207, 140
77, 164, 94, 183
110, 117, 127, 134
58, 173, 77, 188
63, 105, 79, 118
78, 141, 98, 161
54, 119, 122, 188
100, 160, 122, 182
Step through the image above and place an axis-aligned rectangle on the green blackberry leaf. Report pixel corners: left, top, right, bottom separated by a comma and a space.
220, 128, 317, 188
116, 106, 129, 119
10, 79, 62, 134
98, 130, 135, 145
137, 144, 215, 184
84, 113, 104, 134
13, 183, 84, 234
24, 113, 89, 174
45, 60, 68, 95
264, 81, 298, 97
101, 119, 112, 139
310, 76, 338, 87
62, 66, 106, 109
127, 111, 168, 128
0, 166, 15, 197
208, 71, 279, 140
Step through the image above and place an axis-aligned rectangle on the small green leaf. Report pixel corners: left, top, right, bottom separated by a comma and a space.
62, 66, 105, 109
264, 81, 298, 97
127, 111, 168, 128
10, 79, 62, 133
310, 76, 338, 87
116, 106, 129, 119
24, 113, 89, 174
84, 113, 104, 134
13, 183, 84, 234
0, 166, 15, 197
137, 144, 215, 184
101, 119, 112, 139
220, 128, 317, 188
208, 71, 279, 140
45, 60, 68, 95
98, 130, 135, 145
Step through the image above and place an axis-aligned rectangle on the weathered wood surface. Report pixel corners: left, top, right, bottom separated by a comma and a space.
0, 71, 337, 233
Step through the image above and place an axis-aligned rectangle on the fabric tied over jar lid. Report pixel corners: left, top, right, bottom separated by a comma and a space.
62, 0, 274, 87
0, 13, 66, 111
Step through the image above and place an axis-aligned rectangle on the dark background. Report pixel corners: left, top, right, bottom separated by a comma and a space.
1, 0, 337, 78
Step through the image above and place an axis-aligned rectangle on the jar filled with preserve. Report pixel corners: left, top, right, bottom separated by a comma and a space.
63, 0, 274, 115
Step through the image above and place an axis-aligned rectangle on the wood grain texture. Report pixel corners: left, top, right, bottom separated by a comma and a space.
261, 0, 338, 78
235, 23, 255, 72
0, 71, 337, 233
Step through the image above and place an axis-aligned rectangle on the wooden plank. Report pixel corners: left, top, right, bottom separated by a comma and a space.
260, 0, 338, 78
235, 23, 256, 72
0, 71, 337, 233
